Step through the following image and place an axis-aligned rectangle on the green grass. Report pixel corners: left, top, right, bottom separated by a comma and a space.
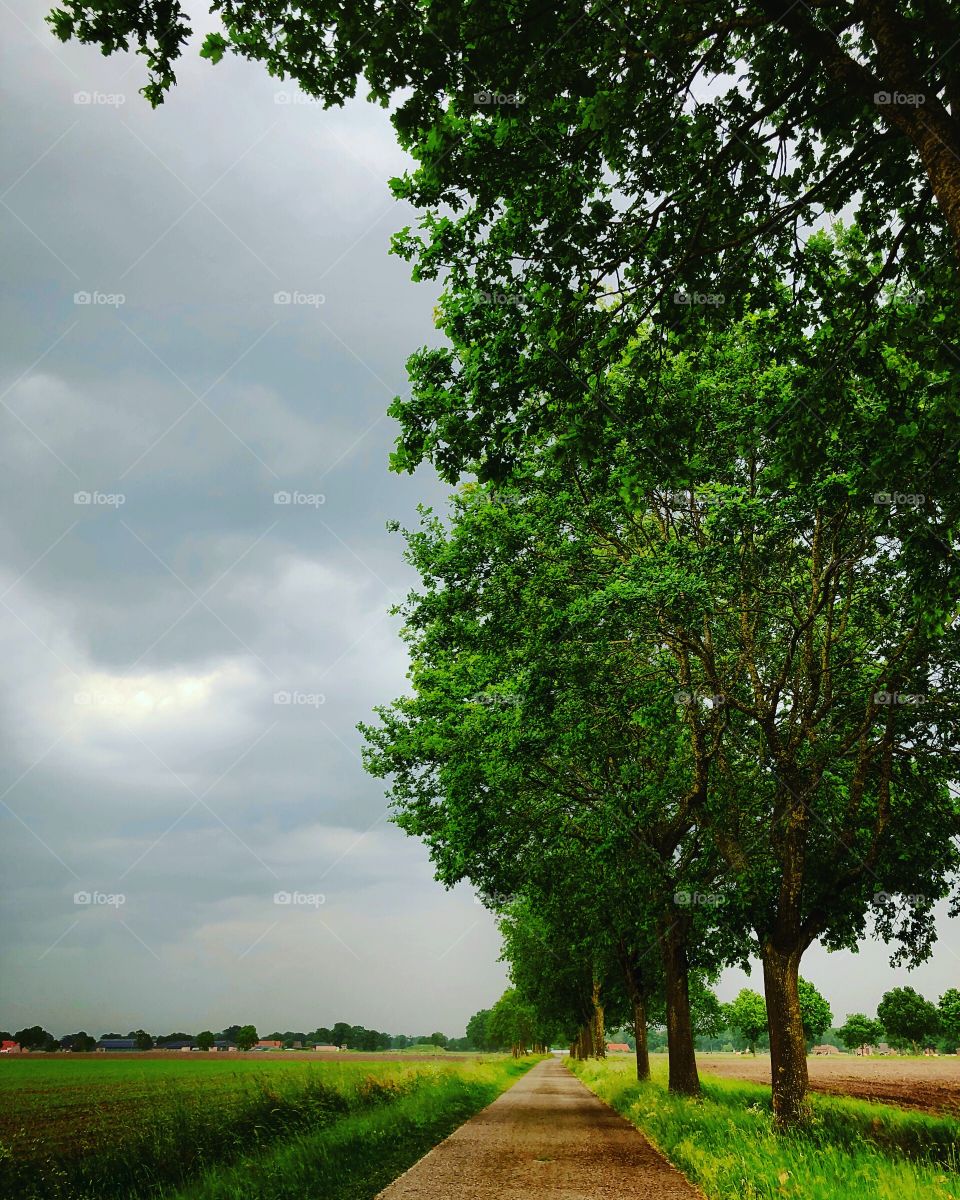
571, 1058, 960, 1200
0, 1055, 534, 1199
166, 1059, 532, 1200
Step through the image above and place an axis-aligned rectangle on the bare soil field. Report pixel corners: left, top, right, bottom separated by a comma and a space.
696, 1052, 960, 1116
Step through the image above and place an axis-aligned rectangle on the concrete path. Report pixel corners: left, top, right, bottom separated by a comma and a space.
376, 1057, 703, 1199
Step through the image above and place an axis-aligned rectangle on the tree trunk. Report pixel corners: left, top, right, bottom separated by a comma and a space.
618, 941, 652, 1082
762, 941, 810, 1127
633, 997, 650, 1082
591, 978, 606, 1059
658, 919, 700, 1095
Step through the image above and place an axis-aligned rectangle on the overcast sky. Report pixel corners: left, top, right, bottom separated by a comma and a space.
1, 1, 956, 1041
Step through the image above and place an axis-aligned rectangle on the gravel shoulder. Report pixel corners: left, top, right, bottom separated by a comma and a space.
376, 1057, 703, 1199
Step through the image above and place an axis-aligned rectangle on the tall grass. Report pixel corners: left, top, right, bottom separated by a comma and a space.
572, 1059, 960, 1200
1, 1058, 531, 1199
167, 1059, 531, 1199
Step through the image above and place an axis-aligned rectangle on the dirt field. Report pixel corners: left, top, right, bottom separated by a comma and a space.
696, 1052, 960, 1116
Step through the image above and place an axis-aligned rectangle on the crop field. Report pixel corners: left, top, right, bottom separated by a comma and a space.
0, 1054, 534, 1199
573, 1057, 960, 1200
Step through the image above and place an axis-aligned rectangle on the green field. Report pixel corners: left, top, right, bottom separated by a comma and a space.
0, 1054, 534, 1199
572, 1058, 960, 1200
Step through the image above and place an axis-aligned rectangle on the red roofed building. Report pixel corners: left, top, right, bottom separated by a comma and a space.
606, 1042, 631, 1053
255, 1040, 283, 1050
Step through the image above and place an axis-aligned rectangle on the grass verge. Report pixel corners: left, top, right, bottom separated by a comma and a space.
1, 1058, 533, 1199
166, 1059, 532, 1199
571, 1058, 960, 1200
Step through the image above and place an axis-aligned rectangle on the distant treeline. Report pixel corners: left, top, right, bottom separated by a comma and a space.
1, 1021, 480, 1053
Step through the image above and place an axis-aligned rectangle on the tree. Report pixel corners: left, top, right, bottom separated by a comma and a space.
797, 980, 834, 1046
331, 1022, 352, 1049
428, 1032, 448, 1048
938, 989, 960, 1051
236, 1025, 259, 1051
60, 1031, 96, 1052
877, 987, 941, 1053
726, 991, 769, 1056
128, 1029, 154, 1051
196, 1030, 215, 1051
486, 990, 538, 1056
49, 0, 960, 264
465, 1010, 491, 1052
15, 1026, 56, 1051
836, 1013, 885, 1053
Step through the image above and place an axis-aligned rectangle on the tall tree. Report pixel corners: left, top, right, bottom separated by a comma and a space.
877, 986, 941, 1052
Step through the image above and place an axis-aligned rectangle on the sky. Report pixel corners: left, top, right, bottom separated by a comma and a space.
1, 0, 957, 1042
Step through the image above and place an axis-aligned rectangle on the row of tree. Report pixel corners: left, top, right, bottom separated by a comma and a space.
54, 0, 960, 1132
2, 1023, 470, 1052
467, 982, 960, 1060
361, 266, 960, 1127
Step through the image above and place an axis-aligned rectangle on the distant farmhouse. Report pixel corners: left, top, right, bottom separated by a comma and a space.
255, 1040, 283, 1050
96, 1038, 137, 1051
606, 1042, 631, 1053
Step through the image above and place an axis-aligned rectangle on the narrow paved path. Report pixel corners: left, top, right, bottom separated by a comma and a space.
376, 1057, 703, 1199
